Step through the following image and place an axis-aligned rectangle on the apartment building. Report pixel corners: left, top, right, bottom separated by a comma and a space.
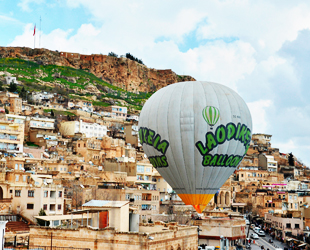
152, 168, 172, 201
60, 120, 107, 138
0, 92, 22, 114
73, 138, 104, 165
31, 92, 55, 104
0, 118, 24, 153
258, 154, 278, 172
8, 171, 64, 221
25, 116, 55, 134
136, 162, 156, 190
67, 100, 93, 113
104, 105, 127, 120
125, 189, 160, 220
264, 213, 303, 239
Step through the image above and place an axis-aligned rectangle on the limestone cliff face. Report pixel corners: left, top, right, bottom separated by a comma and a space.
0, 46, 195, 92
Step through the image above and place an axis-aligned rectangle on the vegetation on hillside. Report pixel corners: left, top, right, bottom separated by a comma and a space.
0, 58, 152, 112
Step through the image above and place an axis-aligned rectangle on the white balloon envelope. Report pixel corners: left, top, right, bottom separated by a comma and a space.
138, 81, 252, 212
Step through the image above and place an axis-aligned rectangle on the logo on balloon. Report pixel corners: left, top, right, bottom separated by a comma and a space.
138, 127, 170, 168
203, 106, 220, 129
195, 122, 251, 168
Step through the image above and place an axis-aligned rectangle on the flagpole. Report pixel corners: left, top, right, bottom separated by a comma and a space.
33, 24, 36, 49
39, 16, 41, 48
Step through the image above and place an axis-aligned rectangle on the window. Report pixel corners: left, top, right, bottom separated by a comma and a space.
43, 204, 47, 210
15, 175, 19, 182
28, 190, 34, 197
295, 224, 300, 229
23, 176, 26, 182
15, 190, 21, 197
125, 194, 130, 200
44, 191, 48, 197
19, 164, 22, 170
15, 163, 18, 170
286, 223, 291, 228
137, 165, 144, 173
58, 191, 62, 198
58, 204, 62, 210
27, 204, 34, 209
9, 190, 12, 193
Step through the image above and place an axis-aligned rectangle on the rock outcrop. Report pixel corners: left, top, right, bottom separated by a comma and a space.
0, 46, 195, 93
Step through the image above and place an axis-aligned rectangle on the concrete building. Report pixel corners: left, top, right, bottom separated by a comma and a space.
104, 105, 127, 120
67, 100, 93, 113
60, 120, 107, 138
0, 118, 24, 153
31, 92, 55, 104
4, 76, 18, 85
0, 91, 22, 114
8, 172, 64, 221
25, 116, 55, 134
258, 154, 278, 172
264, 212, 303, 240
192, 215, 246, 247
152, 168, 173, 201
125, 189, 160, 221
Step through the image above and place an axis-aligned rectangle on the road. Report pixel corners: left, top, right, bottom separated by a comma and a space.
247, 228, 287, 250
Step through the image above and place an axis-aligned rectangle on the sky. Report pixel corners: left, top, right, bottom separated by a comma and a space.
1, 0, 310, 165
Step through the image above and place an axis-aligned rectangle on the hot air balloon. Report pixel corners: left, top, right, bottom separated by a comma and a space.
138, 81, 252, 213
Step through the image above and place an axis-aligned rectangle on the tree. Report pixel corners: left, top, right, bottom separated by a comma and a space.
4, 108, 9, 114
125, 53, 144, 65
8, 82, 17, 92
108, 52, 118, 57
36, 208, 50, 226
51, 109, 55, 117
19, 86, 27, 100
288, 152, 295, 166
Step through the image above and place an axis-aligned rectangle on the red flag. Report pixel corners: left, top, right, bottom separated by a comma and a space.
33, 25, 36, 36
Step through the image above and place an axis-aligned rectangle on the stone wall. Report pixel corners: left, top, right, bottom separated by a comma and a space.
29, 224, 198, 250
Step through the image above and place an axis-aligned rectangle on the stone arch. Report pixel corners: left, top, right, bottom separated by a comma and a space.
220, 192, 225, 206
177, 244, 181, 250
0, 186, 3, 200
214, 192, 218, 204
225, 192, 230, 206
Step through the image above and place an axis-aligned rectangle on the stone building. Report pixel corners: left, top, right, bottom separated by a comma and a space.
29, 221, 198, 250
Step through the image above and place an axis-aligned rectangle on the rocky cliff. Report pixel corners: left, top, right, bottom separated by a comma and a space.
0, 46, 195, 93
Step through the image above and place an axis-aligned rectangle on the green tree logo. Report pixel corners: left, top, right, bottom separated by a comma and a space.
202, 106, 220, 129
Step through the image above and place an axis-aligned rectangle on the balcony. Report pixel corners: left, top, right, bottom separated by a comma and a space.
30, 124, 54, 129
0, 128, 20, 134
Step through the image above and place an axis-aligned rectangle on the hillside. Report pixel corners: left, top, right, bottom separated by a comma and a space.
0, 46, 195, 93
0, 57, 154, 113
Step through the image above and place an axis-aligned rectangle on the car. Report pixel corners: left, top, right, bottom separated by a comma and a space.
250, 233, 259, 239
257, 230, 265, 237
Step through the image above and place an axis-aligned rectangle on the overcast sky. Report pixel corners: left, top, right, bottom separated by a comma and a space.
1, 0, 310, 165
